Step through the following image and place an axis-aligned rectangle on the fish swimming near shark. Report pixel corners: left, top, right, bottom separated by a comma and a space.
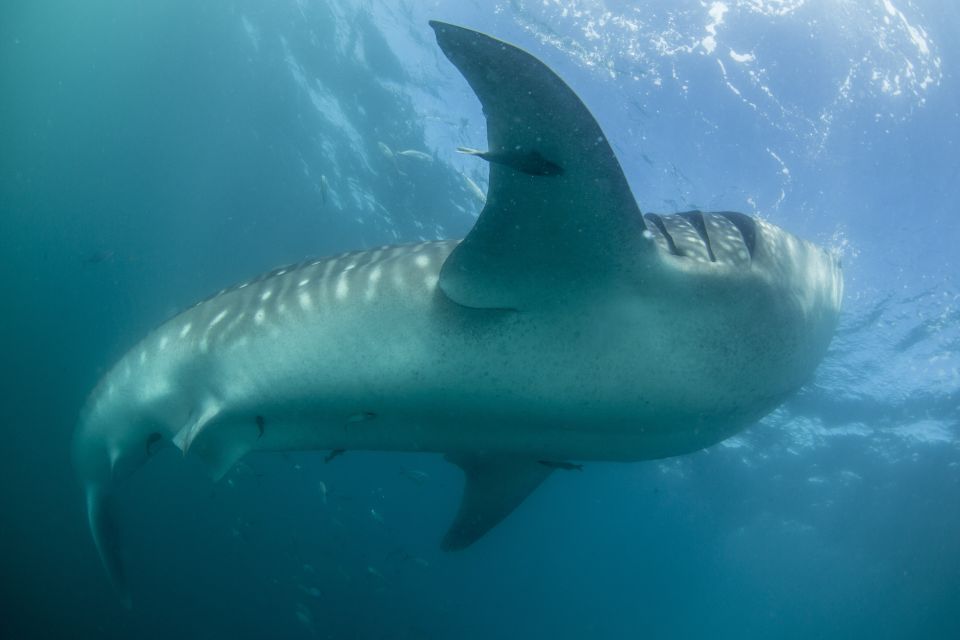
73, 21, 842, 606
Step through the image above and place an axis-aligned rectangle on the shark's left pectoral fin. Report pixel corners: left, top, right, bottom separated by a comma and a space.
172, 403, 256, 481
430, 21, 654, 309
188, 431, 257, 482
442, 453, 554, 551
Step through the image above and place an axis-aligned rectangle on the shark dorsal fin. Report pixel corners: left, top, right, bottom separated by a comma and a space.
442, 452, 554, 550
430, 21, 653, 309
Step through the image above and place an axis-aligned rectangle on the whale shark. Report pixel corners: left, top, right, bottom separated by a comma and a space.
73, 21, 843, 605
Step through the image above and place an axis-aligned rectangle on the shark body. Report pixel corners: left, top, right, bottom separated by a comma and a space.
74, 22, 842, 605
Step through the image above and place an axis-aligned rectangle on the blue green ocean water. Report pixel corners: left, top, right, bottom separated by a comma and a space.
1, 1, 958, 638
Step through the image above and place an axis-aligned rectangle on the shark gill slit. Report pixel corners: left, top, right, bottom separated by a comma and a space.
679, 211, 716, 262
643, 213, 681, 256
719, 212, 758, 259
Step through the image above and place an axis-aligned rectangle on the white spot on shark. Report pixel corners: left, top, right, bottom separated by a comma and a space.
364, 266, 383, 302
210, 310, 229, 327
415, 255, 430, 269
220, 311, 247, 341
392, 265, 405, 289
261, 290, 273, 301
299, 291, 313, 309
335, 277, 349, 300
254, 309, 266, 325
180, 323, 192, 338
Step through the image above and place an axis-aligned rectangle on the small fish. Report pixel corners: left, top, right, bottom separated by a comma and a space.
457, 146, 563, 176
396, 149, 434, 162
366, 565, 385, 580
462, 174, 486, 203
82, 249, 115, 265
377, 141, 394, 158
297, 584, 322, 598
295, 602, 315, 632
385, 547, 412, 563
319, 174, 330, 205
347, 411, 377, 424
325, 448, 346, 463
538, 460, 583, 471
317, 480, 328, 505
399, 468, 429, 485
369, 508, 385, 524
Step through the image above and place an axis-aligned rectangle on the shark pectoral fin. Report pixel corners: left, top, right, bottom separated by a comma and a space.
174, 401, 255, 481
172, 399, 222, 454
442, 453, 554, 551
190, 434, 255, 482
429, 21, 653, 310
86, 483, 133, 609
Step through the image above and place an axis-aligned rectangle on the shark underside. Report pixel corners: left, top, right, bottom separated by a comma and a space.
73, 21, 843, 606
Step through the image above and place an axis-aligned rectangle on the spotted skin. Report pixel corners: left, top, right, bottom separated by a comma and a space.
72, 22, 842, 605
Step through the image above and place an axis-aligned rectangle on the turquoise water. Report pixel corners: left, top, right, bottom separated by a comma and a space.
1, 1, 958, 638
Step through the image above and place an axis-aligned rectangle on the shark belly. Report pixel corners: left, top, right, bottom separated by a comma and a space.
134, 256, 823, 467
83, 228, 837, 479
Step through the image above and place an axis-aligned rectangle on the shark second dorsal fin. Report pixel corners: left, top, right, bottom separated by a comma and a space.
442, 452, 554, 550
430, 21, 654, 309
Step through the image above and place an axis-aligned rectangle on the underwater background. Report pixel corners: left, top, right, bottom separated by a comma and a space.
1, 0, 958, 638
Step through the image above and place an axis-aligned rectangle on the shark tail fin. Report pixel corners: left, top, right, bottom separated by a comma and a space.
85, 482, 133, 609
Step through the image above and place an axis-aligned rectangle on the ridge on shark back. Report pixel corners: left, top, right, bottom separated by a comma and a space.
74, 20, 843, 606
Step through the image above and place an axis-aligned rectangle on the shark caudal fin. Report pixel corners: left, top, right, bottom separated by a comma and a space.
85, 483, 133, 609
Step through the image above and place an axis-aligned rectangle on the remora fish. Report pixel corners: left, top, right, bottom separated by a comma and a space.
73, 21, 842, 606
457, 146, 563, 176
538, 460, 583, 471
